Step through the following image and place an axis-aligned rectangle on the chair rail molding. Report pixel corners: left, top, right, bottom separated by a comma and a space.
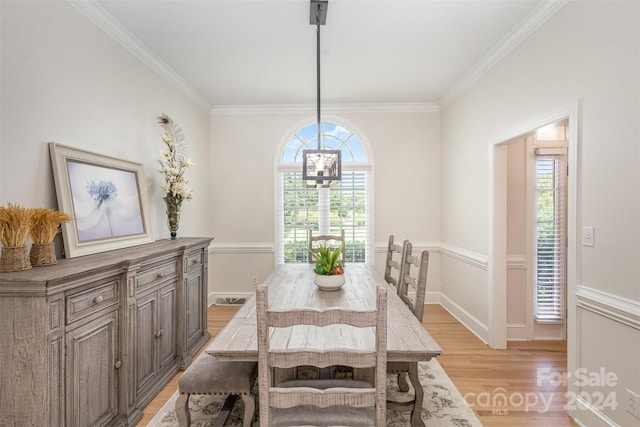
506, 254, 527, 269
376, 241, 487, 271
374, 241, 440, 254
439, 243, 488, 270
208, 243, 274, 254
576, 285, 640, 330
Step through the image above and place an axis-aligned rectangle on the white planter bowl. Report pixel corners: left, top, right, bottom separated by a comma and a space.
313, 273, 345, 291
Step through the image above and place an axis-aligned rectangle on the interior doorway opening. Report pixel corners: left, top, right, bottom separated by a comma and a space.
506, 121, 568, 341
488, 101, 579, 350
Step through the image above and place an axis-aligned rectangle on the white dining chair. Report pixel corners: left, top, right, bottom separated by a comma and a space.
256, 284, 387, 426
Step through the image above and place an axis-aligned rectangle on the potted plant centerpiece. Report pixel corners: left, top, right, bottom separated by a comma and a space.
310, 242, 345, 291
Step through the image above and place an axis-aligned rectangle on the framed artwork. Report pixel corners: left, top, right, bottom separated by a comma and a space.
49, 142, 154, 258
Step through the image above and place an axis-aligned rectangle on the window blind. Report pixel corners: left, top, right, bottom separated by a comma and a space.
279, 170, 368, 264
534, 155, 567, 322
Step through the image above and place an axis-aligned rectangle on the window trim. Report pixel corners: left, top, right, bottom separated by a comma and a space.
532, 139, 568, 324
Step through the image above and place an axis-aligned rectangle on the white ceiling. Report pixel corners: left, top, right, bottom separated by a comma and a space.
90, 0, 559, 110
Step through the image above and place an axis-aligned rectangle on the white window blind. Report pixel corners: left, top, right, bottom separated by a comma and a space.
534, 154, 567, 322
279, 170, 368, 264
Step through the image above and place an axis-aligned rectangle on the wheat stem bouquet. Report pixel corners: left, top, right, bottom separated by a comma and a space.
0, 202, 33, 248
30, 208, 72, 244
0, 202, 34, 272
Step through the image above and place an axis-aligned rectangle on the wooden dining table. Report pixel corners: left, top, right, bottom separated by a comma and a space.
206, 263, 443, 427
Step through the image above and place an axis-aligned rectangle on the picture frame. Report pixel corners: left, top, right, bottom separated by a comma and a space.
49, 142, 154, 258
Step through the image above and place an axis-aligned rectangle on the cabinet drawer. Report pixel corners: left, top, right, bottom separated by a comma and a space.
67, 281, 119, 324
185, 251, 204, 274
136, 259, 178, 292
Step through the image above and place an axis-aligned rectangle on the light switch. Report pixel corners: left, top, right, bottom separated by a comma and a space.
582, 226, 595, 247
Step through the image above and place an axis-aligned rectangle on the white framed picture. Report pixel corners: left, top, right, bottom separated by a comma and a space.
49, 142, 154, 258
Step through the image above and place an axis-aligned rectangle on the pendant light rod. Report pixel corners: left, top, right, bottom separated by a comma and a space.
316, 9, 321, 148
312, 1, 327, 150
303, 0, 340, 188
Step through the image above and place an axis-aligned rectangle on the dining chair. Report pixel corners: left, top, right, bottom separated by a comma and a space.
387, 240, 430, 416
308, 228, 346, 264
256, 284, 388, 427
383, 234, 405, 289
397, 241, 429, 323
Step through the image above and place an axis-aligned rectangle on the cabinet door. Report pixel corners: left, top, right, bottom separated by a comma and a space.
158, 283, 177, 371
135, 291, 157, 392
136, 282, 177, 396
65, 310, 119, 427
185, 270, 204, 351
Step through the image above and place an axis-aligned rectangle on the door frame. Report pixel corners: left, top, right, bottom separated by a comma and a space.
488, 100, 580, 351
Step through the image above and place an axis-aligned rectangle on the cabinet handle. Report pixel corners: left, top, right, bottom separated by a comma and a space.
114, 360, 122, 369
93, 295, 104, 304
156, 272, 165, 278
155, 329, 164, 338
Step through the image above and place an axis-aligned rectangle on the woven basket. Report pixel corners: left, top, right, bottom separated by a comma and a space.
1, 245, 32, 272
30, 242, 57, 267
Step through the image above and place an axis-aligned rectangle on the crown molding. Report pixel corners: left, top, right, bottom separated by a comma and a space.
211, 102, 439, 116
437, 0, 570, 109
67, 0, 212, 112
69, 0, 567, 116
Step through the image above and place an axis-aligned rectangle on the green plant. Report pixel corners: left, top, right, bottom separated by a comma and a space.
310, 242, 344, 275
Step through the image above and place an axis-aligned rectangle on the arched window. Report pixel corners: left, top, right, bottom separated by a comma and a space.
277, 121, 372, 264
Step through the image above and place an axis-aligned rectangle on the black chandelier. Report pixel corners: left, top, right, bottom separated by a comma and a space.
302, 0, 341, 188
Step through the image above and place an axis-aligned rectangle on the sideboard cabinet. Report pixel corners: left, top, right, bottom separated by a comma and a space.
0, 237, 212, 426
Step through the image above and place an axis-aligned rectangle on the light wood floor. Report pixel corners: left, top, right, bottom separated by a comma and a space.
136, 304, 578, 427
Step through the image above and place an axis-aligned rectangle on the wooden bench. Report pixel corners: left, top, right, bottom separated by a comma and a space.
176, 352, 257, 426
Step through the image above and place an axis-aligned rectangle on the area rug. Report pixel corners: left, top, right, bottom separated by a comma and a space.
147, 359, 482, 427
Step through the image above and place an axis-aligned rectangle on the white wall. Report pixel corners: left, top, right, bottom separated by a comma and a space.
440, 1, 639, 425
0, 1, 212, 247
209, 110, 441, 297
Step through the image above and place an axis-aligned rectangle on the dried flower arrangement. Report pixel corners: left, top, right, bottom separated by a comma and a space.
0, 202, 33, 248
29, 208, 72, 267
0, 202, 34, 272
157, 113, 194, 239
157, 113, 194, 201
30, 208, 72, 244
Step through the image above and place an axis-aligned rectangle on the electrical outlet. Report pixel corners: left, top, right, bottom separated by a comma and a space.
626, 388, 640, 419
252, 275, 258, 285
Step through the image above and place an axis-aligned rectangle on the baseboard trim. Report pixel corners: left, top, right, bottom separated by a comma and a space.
440, 293, 489, 344
569, 396, 619, 427
507, 322, 528, 341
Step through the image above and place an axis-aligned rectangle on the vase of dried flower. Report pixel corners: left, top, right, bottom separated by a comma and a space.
30, 242, 56, 267
1, 245, 31, 272
164, 195, 183, 240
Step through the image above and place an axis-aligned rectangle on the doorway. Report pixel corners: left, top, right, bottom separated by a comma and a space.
506, 122, 568, 341
488, 101, 579, 350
